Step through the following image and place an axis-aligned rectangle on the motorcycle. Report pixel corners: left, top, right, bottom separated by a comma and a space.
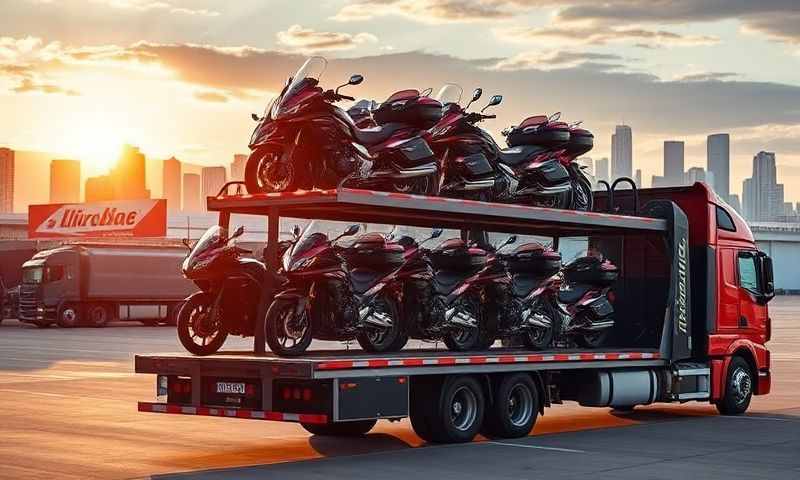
524, 250, 619, 349
245, 56, 438, 195
177, 225, 286, 355
264, 222, 407, 356
502, 112, 594, 211
397, 228, 506, 351
484, 241, 564, 349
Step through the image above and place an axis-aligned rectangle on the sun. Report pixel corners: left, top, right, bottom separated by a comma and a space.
59, 111, 140, 175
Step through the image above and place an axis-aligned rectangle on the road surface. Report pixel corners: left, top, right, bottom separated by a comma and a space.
0, 297, 798, 479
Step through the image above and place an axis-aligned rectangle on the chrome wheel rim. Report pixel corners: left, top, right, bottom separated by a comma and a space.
277, 304, 309, 349
508, 384, 534, 427
188, 304, 220, 346
731, 367, 752, 404
450, 386, 478, 431
257, 151, 292, 191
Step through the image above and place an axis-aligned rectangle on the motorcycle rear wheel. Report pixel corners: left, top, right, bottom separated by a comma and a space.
357, 294, 407, 353
392, 176, 435, 195
442, 296, 482, 352
245, 146, 299, 194
572, 175, 593, 212
265, 297, 313, 356
177, 292, 228, 356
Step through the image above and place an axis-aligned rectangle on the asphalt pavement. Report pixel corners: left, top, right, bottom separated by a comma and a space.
0, 296, 798, 480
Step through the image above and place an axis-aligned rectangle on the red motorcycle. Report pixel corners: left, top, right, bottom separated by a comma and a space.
264, 222, 408, 356
245, 56, 438, 195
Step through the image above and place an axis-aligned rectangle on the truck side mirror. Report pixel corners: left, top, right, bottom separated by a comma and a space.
761, 254, 775, 301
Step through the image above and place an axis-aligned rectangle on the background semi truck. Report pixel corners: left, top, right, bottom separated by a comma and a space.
136, 184, 774, 443
18, 244, 197, 328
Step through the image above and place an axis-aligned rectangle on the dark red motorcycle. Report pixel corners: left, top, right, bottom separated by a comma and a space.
245, 56, 438, 195
264, 222, 407, 356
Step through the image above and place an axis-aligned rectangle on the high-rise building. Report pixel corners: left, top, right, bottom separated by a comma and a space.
0, 148, 14, 213
85, 175, 114, 202
183, 173, 202, 212
634, 169, 642, 188
707, 133, 730, 202
50, 159, 81, 204
742, 151, 784, 222
663, 141, 685, 186
111, 145, 149, 200
231, 154, 247, 182
201, 166, 227, 208
595, 157, 609, 184
685, 167, 715, 189
163, 157, 182, 212
611, 125, 632, 180
729, 194, 742, 214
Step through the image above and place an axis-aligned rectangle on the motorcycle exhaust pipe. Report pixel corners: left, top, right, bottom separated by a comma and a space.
524, 312, 553, 329
569, 319, 615, 333
362, 311, 393, 328
445, 307, 478, 328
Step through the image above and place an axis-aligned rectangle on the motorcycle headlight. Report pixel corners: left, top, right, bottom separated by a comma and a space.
289, 257, 313, 272
274, 98, 310, 120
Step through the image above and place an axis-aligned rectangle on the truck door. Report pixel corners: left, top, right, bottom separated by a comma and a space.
736, 250, 768, 335
717, 248, 740, 331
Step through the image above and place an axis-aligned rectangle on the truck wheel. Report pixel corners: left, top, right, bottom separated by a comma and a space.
409, 378, 439, 442
57, 304, 80, 328
87, 304, 110, 328
716, 356, 753, 415
482, 373, 539, 439
357, 294, 407, 353
265, 297, 313, 356
300, 420, 377, 437
177, 292, 228, 356
428, 375, 485, 443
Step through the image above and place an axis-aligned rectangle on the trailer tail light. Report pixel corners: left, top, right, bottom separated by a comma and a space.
166, 376, 192, 405
273, 380, 332, 416
607, 291, 616, 303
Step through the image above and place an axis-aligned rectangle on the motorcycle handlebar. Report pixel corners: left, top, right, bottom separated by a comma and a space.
339, 94, 355, 101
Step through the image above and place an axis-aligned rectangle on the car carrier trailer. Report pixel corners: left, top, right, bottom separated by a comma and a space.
136, 183, 774, 443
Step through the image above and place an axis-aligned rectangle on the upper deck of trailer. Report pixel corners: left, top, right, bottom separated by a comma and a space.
206, 188, 668, 237
135, 347, 665, 380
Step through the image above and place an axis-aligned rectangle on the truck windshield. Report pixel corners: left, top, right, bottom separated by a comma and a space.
22, 267, 43, 284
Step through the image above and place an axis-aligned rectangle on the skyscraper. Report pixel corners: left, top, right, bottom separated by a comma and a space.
611, 125, 632, 180
201, 166, 227, 206
163, 157, 182, 212
0, 148, 14, 213
663, 141, 685, 186
231, 154, 247, 182
707, 134, 730, 202
634, 169, 642, 188
111, 144, 149, 200
742, 151, 783, 222
685, 167, 715, 189
595, 157, 609, 184
50, 159, 81, 203
183, 173, 202, 212
85, 175, 114, 202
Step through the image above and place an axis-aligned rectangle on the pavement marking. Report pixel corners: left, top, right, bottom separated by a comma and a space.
485, 441, 587, 453
717, 415, 800, 423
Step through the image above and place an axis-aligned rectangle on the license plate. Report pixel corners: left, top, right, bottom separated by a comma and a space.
216, 382, 246, 395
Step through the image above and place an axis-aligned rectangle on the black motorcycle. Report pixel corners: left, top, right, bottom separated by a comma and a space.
264, 222, 406, 356
177, 225, 284, 355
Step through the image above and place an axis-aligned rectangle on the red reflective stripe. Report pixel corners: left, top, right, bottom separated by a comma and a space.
318, 361, 354, 370
403, 358, 425, 366
469, 357, 487, 364
437, 357, 457, 365
138, 402, 329, 424
368, 359, 389, 368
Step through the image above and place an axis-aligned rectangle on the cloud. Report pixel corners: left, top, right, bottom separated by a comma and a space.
193, 90, 228, 103
492, 50, 626, 71
12, 77, 79, 95
276, 25, 378, 52
675, 71, 740, 82
333, 0, 518, 23
88, 0, 220, 17
495, 25, 719, 48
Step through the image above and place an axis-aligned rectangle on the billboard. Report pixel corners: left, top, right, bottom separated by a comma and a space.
28, 199, 167, 238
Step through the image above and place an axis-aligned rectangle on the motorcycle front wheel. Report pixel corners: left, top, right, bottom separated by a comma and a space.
357, 293, 407, 352
177, 292, 228, 356
245, 145, 300, 194
265, 297, 313, 356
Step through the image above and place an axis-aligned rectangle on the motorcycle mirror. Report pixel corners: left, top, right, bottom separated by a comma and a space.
181, 238, 192, 250
421, 87, 433, 97
549, 111, 561, 122
464, 88, 483, 111
251, 113, 260, 121
232, 226, 245, 239
343, 224, 360, 237
349, 74, 364, 86
481, 95, 503, 113
431, 228, 443, 239
292, 225, 302, 239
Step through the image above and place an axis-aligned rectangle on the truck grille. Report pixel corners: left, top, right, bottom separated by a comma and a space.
18, 284, 41, 320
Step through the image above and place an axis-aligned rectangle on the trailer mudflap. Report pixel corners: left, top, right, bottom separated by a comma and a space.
335, 376, 409, 421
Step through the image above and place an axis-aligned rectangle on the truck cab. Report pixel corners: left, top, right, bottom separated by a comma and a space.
19, 247, 79, 326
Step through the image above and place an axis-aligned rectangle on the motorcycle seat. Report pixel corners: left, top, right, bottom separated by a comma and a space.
558, 283, 594, 304
354, 123, 408, 146
497, 145, 548, 167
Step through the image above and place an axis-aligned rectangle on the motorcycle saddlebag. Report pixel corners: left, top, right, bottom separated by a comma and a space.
525, 159, 570, 186
565, 128, 594, 157
507, 124, 570, 149
585, 296, 614, 318
507, 244, 562, 276
563, 256, 619, 287
344, 233, 405, 269
395, 136, 436, 166
460, 153, 494, 177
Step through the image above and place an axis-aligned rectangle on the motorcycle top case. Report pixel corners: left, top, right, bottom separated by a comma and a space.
343, 233, 405, 269
507, 121, 570, 149
506, 243, 562, 276
563, 256, 619, 287
373, 95, 443, 130
565, 128, 594, 157
429, 239, 488, 271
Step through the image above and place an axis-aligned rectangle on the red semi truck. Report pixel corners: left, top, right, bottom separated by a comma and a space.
136, 183, 773, 443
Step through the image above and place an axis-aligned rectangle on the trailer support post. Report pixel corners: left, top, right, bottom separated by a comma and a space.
254, 206, 280, 355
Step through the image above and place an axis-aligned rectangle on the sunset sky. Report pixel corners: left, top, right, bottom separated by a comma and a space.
2, 0, 799, 210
